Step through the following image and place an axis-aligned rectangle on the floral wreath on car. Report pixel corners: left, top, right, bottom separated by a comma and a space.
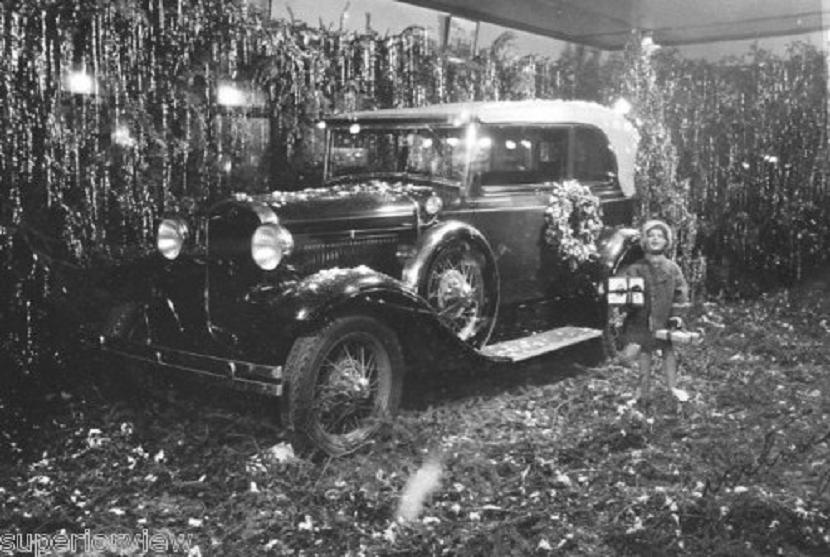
543, 180, 603, 270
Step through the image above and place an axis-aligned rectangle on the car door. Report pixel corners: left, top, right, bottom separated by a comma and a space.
468, 125, 569, 305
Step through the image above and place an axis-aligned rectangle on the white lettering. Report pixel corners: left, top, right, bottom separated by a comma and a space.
0, 530, 192, 555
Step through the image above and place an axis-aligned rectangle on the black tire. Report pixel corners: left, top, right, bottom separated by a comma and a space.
419, 239, 498, 347
100, 302, 141, 340
283, 315, 404, 457
97, 303, 156, 398
601, 244, 641, 360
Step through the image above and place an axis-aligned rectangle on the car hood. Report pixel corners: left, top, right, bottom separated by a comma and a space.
241, 179, 439, 233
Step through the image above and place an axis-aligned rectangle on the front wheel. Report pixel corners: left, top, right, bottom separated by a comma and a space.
283, 315, 404, 457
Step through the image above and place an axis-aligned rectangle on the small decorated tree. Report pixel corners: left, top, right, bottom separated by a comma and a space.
616, 35, 706, 297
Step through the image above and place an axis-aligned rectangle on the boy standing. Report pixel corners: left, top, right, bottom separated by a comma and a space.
622, 219, 690, 403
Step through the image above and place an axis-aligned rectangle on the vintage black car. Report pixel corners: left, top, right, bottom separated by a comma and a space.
98, 99, 642, 456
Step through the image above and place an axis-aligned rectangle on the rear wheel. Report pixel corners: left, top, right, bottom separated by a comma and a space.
602, 303, 627, 359
602, 245, 641, 360
283, 315, 404, 456
421, 239, 498, 347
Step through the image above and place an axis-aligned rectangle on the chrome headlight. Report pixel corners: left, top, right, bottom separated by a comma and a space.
424, 194, 443, 216
251, 224, 294, 270
156, 218, 189, 260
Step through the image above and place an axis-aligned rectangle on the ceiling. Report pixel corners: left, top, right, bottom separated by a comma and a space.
396, 0, 827, 50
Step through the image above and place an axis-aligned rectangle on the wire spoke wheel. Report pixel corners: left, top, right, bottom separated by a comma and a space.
284, 315, 404, 457
424, 242, 488, 342
314, 333, 386, 437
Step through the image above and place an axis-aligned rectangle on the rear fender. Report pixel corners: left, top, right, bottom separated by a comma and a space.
598, 227, 642, 274
401, 220, 499, 292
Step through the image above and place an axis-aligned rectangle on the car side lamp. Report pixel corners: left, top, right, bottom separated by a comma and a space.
424, 195, 443, 216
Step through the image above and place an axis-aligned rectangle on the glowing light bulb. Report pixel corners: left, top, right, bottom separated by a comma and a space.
111, 124, 135, 147
65, 71, 96, 95
217, 83, 246, 106
613, 98, 632, 115
640, 35, 660, 56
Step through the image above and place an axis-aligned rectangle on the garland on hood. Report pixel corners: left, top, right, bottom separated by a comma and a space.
543, 180, 603, 270
234, 179, 433, 206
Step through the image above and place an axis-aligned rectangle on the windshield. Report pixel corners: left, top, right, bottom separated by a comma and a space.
328, 126, 468, 182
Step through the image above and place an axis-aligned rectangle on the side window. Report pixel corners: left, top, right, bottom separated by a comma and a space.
538, 128, 569, 182
479, 127, 538, 186
573, 127, 617, 182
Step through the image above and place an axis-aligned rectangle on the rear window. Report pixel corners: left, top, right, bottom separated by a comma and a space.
573, 126, 617, 182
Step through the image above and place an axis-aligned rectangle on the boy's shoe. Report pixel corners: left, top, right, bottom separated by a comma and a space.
618, 343, 641, 368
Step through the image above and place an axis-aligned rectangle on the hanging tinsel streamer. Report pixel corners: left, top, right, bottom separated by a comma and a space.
432, 53, 446, 103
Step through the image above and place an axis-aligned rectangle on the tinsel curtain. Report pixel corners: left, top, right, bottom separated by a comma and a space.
0, 0, 828, 378
665, 45, 830, 292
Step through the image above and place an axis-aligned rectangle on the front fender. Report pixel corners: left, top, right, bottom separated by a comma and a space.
247, 266, 485, 364
92, 254, 220, 350
251, 266, 431, 329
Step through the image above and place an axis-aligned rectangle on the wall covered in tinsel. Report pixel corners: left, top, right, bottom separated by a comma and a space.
662, 45, 829, 293
0, 0, 828, 378
601, 39, 829, 295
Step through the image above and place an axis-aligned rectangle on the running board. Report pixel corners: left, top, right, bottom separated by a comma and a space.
479, 326, 602, 362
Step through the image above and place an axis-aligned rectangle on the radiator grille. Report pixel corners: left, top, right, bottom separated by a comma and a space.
295, 234, 399, 274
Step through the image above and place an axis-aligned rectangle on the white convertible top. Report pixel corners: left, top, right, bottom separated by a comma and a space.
327, 99, 641, 197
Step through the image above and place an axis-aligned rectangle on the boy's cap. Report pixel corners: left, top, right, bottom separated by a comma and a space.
641, 219, 673, 252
